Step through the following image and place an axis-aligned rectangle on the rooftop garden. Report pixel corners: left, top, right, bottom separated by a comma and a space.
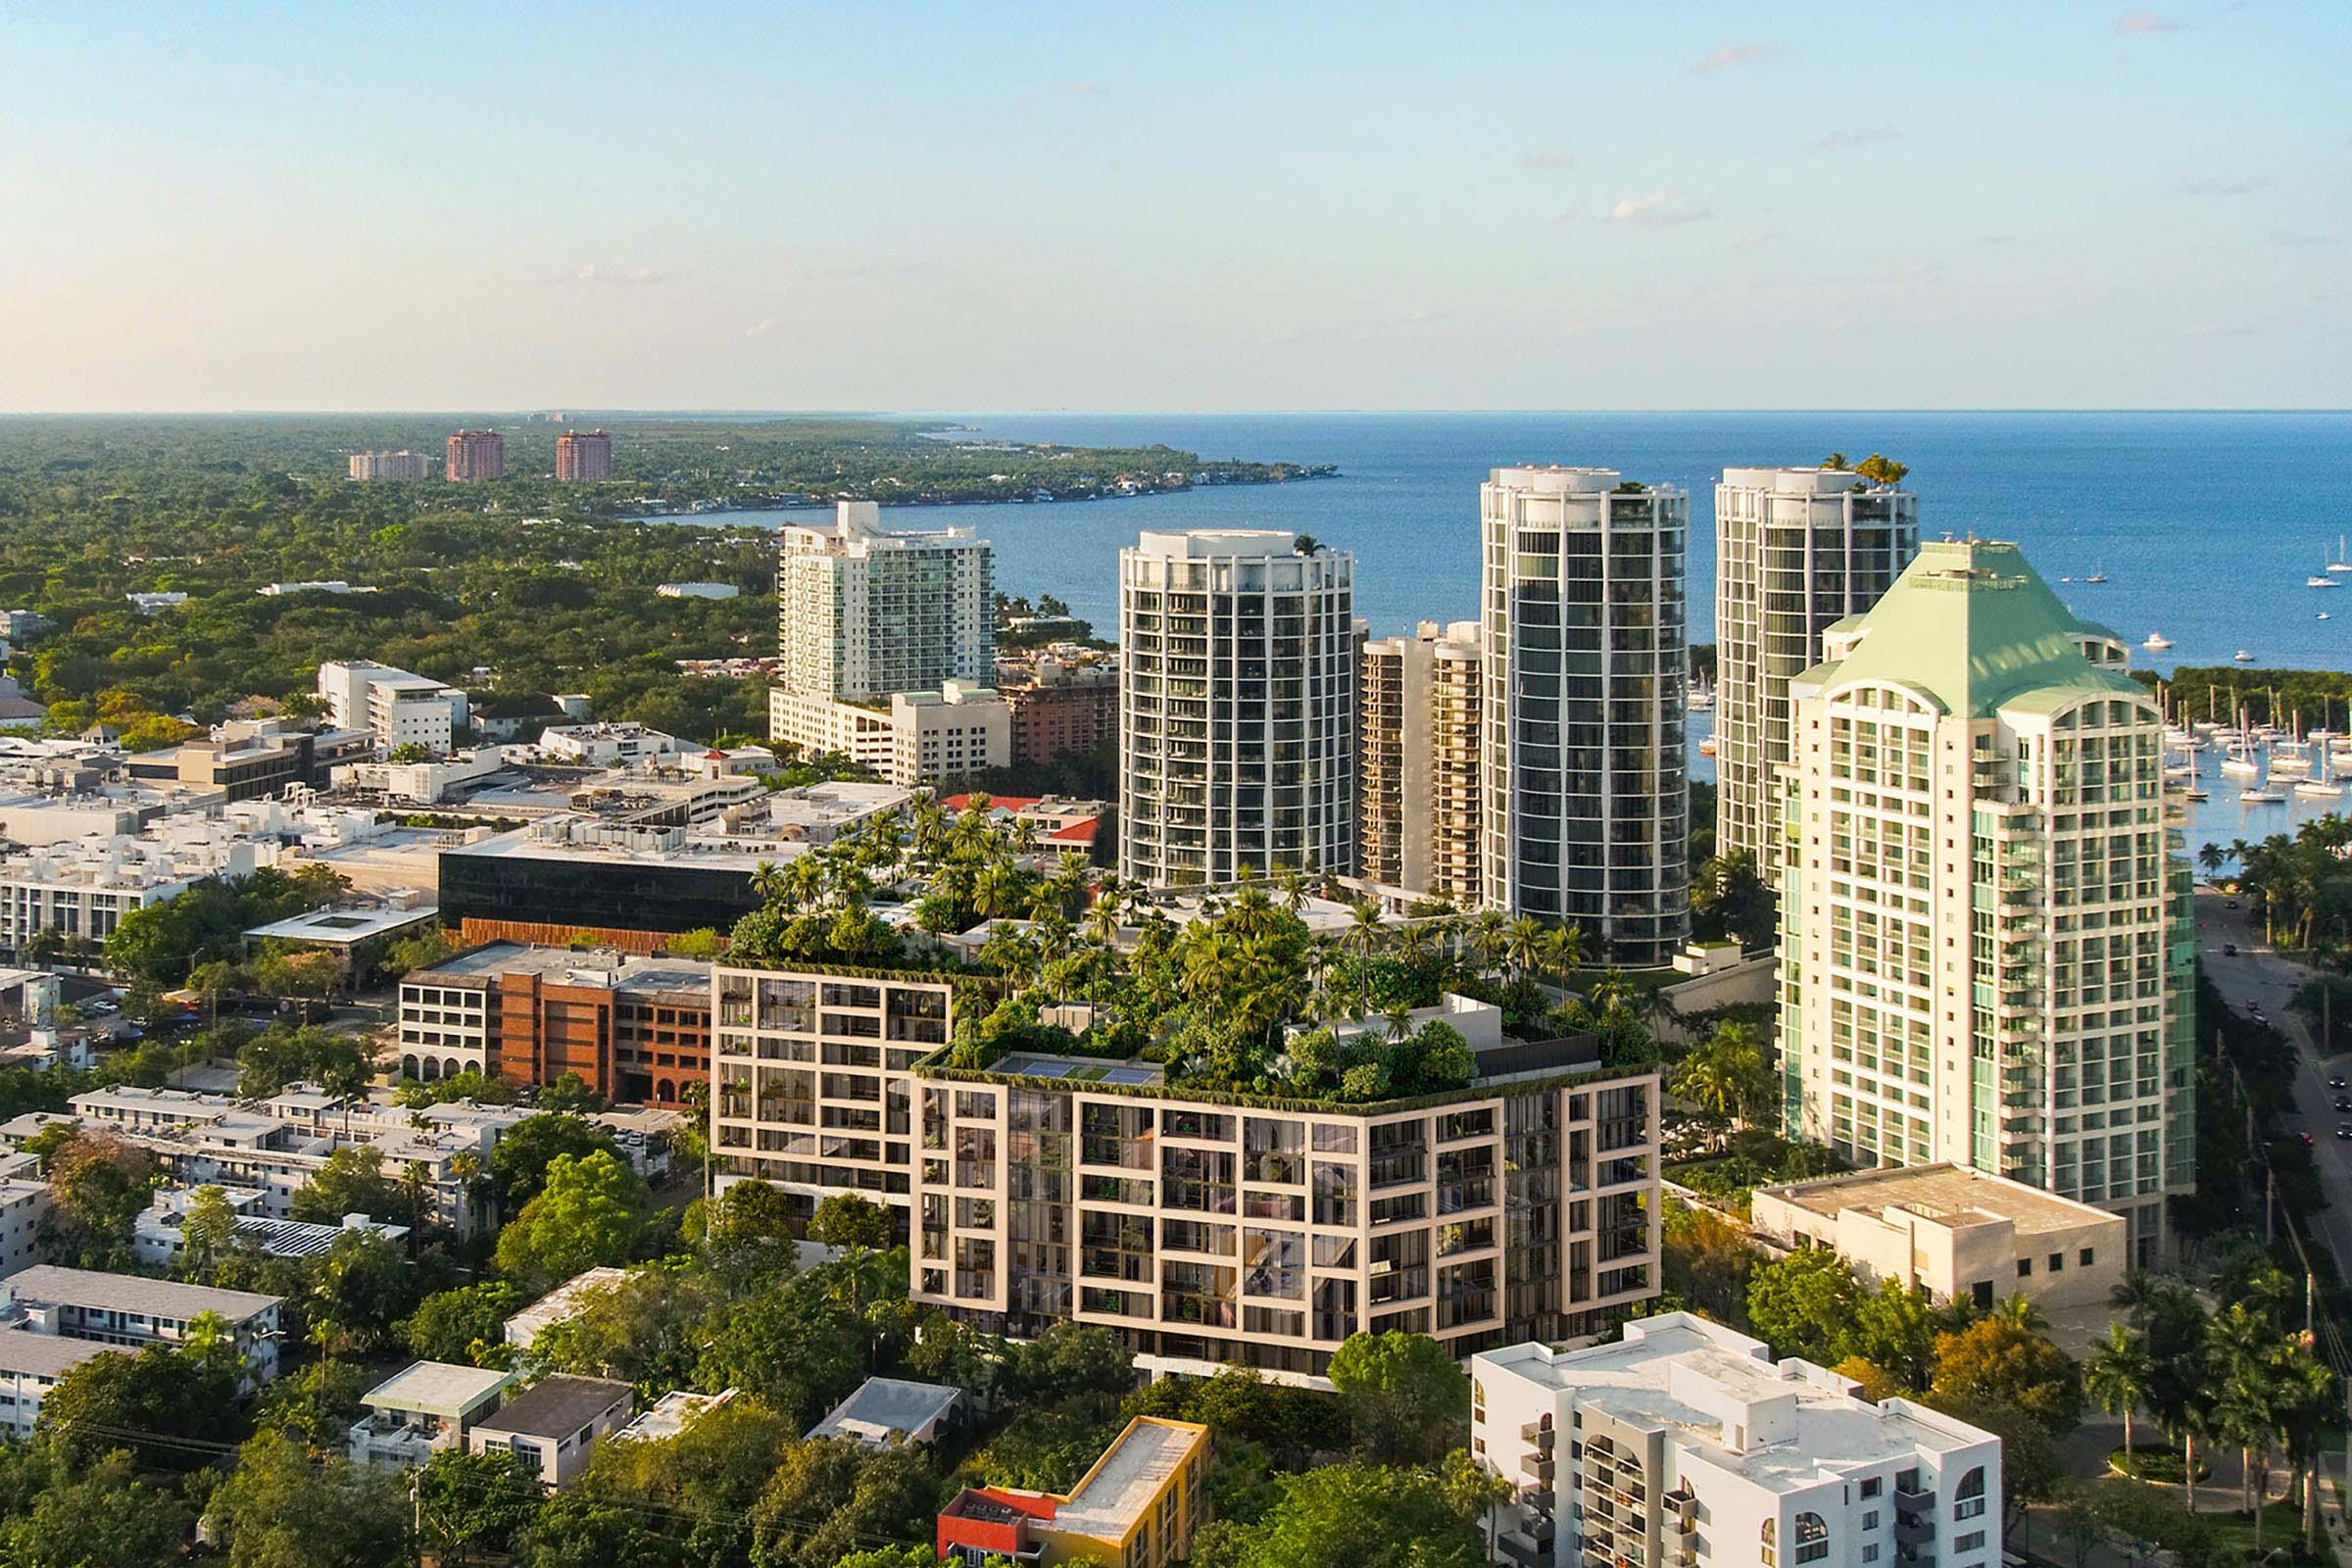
725, 793, 1674, 1106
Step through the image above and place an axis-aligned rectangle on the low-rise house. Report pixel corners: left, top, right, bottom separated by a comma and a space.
0, 1326, 107, 1438
937, 1417, 1210, 1568
466, 1374, 635, 1489
0, 1178, 49, 1275
503, 1266, 634, 1348
132, 1185, 409, 1266
808, 1376, 962, 1447
614, 1388, 735, 1443
0, 1265, 285, 1390
349, 1360, 517, 1468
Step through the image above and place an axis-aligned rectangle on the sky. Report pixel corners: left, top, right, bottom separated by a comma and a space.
2, 1, 2347, 412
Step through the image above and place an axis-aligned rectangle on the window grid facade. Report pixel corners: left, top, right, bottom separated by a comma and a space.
1359, 620, 1481, 907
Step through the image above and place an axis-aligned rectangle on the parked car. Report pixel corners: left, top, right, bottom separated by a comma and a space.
2329, 1074, 2348, 1090
2337, 1125, 2352, 1141
2223, 943, 2237, 956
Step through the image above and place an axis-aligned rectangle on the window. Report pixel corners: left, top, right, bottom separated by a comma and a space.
1955, 1466, 1986, 1520
1793, 1511, 1829, 1565
1862, 1510, 1879, 1529
1955, 1530, 1985, 1551
2016, 1257, 2032, 1277
1860, 1477, 1882, 1499
2048, 1251, 2064, 1272
2081, 1247, 2095, 1266
1862, 1547, 1880, 1564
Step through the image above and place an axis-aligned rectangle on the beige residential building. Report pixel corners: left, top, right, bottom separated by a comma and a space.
768, 682, 1010, 787
1750, 1163, 2126, 1331
710, 968, 956, 1224
776, 502, 994, 704
1714, 466, 1919, 884
1779, 539, 2193, 1266
1360, 620, 1480, 907
910, 1043, 1660, 1382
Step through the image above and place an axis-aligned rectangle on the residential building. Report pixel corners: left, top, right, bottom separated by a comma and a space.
1749, 1164, 2125, 1345
614, 1388, 735, 1443
1118, 528, 1357, 886
0, 1179, 50, 1275
504, 1267, 636, 1348
132, 1186, 408, 1267
1715, 466, 1920, 882
768, 682, 1011, 787
534, 722, 681, 767
125, 591, 188, 614
1001, 654, 1118, 765
0, 1328, 105, 1438
170, 716, 371, 800
1472, 1313, 2003, 1568
317, 661, 469, 754
710, 968, 956, 1224
808, 1376, 963, 1446
1778, 538, 2190, 1264
908, 1022, 1660, 1380
397, 942, 712, 1105
1480, 466, 1689, 965
555, 428, 612, 481
348, 1360, 517, 1468
348, 451, 429, 481
776, 501, 995, 703
0, 831, 277, 951
937, 1416, 1210, 1568
0, 1265, 285, 1389
258, 580, 376, 597
444, 430, 506, 481
467, 1375, 635, 1489
1360, 619, 1481, 907
938, 793, 1107, 860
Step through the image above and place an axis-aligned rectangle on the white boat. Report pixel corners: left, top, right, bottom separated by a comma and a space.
2241, 788, 2287, 804
2221, 757, 2261, 778
2329, 532, 2352, 573
2186, 788, 2210, 801
2323, 612, 2333, 621
2295, 779, 2344, 800
2085, 562, 2108, 583
2235, 650, 2256, 662
2310, 574, 2338, 589
2143, 632, 2173, 650
2271, 756, 2311, 779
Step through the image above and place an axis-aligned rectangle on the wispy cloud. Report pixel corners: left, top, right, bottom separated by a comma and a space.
1733, 229, 1780, 251
2272, 229, 2335, 248
2114, 9, 2185, 33
568, 264, 671, 286
745, 316, 782, 338
1520, 148, 1578, 172
1604, 189, 1713, 227
1807, 124, 1901, 155
1980, 233, 2020, 246
1692, 41, 1773, 74
2175, 175, 2266, 196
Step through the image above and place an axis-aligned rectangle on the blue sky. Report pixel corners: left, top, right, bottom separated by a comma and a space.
3, 1, 2346, 411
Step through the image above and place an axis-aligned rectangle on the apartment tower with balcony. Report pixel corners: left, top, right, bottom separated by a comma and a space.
1480, 467, 1689, 965
1359, 620, 1482, 907
444, 430, 505, 481
555, 428, 612, 481
1778, 538, 2192, 1266
1714, 466, 1919, 884
1118, 529, 1357, 885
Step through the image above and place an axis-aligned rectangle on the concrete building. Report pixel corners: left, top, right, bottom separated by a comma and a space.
467, 1375, 635, 1490
1118, 529, 1357, 886
776, 501, 995, 703
0, 1265, 286, 1390
655, 580, 739, 600
445, 430, 506, 482
348, 451, 429, 481
398, 942, 712, 1104
769, 682, 1011, 787
808, 1376, 963, 1447
317, 661, 469, 755
535, 722, 681, 767
0, 1327, 105, 1438
125, 592, 188, 614
907, 1025, 1660, 1381
1360, 619, 1481, 908
134, 1186, 408, 1267
0, 831, 277, 951
258, 580, 375, 598
349, 1360, 517, 1468
1472, 1313, 2002, 1568
504, 1267, 636, 1348
1749, 1164, 2127, 1338
555, 428, 612, 481
1714, 466, 1920, 882
1002, 654, 1119, 765
1480, 467, 1689, 965
614, 1388, 735, 1443
937, 1417, 1210, 1568
169, 716, 371, 801
0, 1179, 50, 1276
1779, 539, 2192, 1265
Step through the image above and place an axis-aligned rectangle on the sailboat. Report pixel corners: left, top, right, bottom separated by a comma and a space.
2308, 550, 2339, 588
2329, 533, 2352, 574
2241, 785, 2287, 804
2143, 632, 2173, 650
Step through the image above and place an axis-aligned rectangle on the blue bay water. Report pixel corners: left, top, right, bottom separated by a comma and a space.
701, 410, 2352, 854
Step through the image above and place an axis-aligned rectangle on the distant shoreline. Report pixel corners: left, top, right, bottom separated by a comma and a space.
636, 465, 1339, 519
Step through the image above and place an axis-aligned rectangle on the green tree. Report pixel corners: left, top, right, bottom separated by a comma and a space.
1929, 1314, 2083, 1433
206, 1430, 411, 1568
400, 1280, 524, 1365
1326, 1330, 1469, 1465
489, 1112, 624, 1210
288, 1146, 416, 1229
494, 1150, 651, 1289
1670, 1019, 1775, 1131
39, 1341, 246, 1465
2082, 1321, 2153, 1460
1192, 1456, 1499, 1568
45, 1131, 158, 1262
179, 1182, 241, 1278
1745, 1247, 1860, 1362
1840, 1278, 1942, 1394
416, 1447, 543, 1565
1, 1448, 191, 1568
746, 1438, 940, 1568
308, 1228, 422, 1359
809, 1192, 895, 1250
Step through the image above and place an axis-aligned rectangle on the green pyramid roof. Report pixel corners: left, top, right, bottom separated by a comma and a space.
1816, 539, 2138, 719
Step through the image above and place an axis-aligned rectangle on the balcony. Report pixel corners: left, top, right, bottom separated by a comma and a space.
1523, 1451, 1555, 1483
1497, 1529, 1555, 1568
1894, 1510, 1935, 1546
1523, 1421, 1556, 1449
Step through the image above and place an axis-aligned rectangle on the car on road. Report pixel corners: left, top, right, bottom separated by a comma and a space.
2224, 943, 2238, 956
2298, 1131, 2317, 1147
2331, 1074, 2349, 1090
2339, 1125, 2352, 1141
2227, 900, 2241, 909
2335, 1096, 2352, 1113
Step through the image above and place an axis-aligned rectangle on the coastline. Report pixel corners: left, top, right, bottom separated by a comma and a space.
635, 464, 1338, 518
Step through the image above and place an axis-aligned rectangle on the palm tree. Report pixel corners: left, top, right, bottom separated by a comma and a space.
1344, 902, 1386, 1014
2205, 1304, 2279, 1531
2197, 842, 2227, 879
2084, 1321, 2154, 1464
2270, 1340, 2336, 1556
1464, 910, 1509, 975
1504, 916, 1548, 991
1984, 1293, 2049, 1334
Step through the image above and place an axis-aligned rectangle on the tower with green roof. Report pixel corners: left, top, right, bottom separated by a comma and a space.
1777, 538, 2192, 1267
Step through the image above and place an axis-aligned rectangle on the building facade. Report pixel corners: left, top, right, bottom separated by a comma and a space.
1118, 529, 1357, 886
1480, 467, 1689, 965
1003, 659, 1118, 765
317, 661, 469, 754
938, 1417, 1210, 1568
444, 430, 506, 481
776, 502, 995, 704
1473, 1313, 2002, 1568
1360, 619, 1481, 907
348, 451, 428, 481
768, 683, 1012, 788
1779, 539, 2191, 1264
2, 1265, 285, 1389
909, 1050, 1660, 1381
1714, 466, 1920, 882
555, 428, 612, 481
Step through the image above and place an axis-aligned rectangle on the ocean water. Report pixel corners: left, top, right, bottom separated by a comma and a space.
702, 410, 2352, 852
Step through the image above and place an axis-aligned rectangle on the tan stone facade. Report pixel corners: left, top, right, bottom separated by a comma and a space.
1359, 620, 1480, 907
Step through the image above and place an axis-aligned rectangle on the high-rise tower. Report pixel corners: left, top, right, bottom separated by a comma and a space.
775, 501, 994, 703
1480, 467, 1688, 965
1359, 620, 1480, 906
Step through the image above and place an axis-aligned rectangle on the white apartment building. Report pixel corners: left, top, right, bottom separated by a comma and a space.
1714, 466, 1920, 882
1, 1265, 286, 1390
0, 831, 276, 951
768, 682, 1011, 788
0, 1328, 104, 1438
348, 451, 430, 481
318, 661, 469, 754
1118, 529, 1357, 886
1481, 467, 1689, 966
1473, 1313, 2002, 1568
0, 1178, 51, 1275
775, 501, 995, 703
1360, 619, 1481, 907
1779, 539, 2192, 1265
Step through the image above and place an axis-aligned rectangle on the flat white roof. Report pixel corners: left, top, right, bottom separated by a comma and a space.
504, 1266, 633, 1346
3, 1264, 282, 1324
1053, 1419, 1207, 1541
1755, 1162, 2124, 1237
244, 905, 439, 944
364, 1360, 515, 1420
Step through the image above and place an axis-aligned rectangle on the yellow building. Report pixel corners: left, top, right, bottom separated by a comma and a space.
936, 1416, 1210, 1568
